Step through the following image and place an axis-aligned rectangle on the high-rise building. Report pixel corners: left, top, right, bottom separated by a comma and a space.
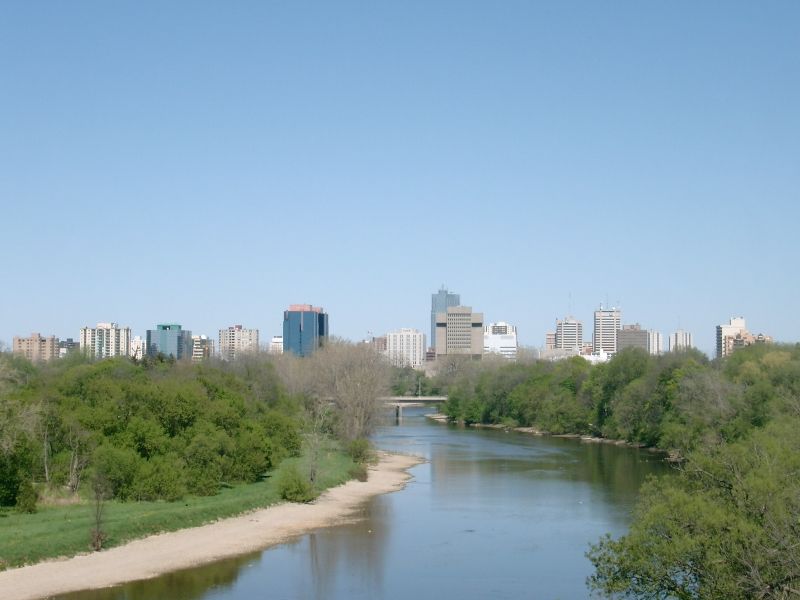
386, 328, 426, 369
218, 325, 260, 361
431, 287, 460, 350
545, 332, 556, 351
647, 330, 663, 356
716, 317, 747, 359
668, 330, 694, 352
616, 324, 648, 353
268, 335, 284, 355
58, 338, 80, 358
555, 317, 583, 352
716, 317, 772, 358
130, 336, 146, 361
13, 333, 58, 362
483, 322, 518, 361
283, 304, 328, 357
146, 324, 192, 360
80, 322, 132, 359
191, 335, 215, 362
434, 306, 483, 358
593, 306, 621, 354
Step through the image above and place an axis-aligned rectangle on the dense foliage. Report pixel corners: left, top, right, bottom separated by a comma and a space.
0, 354, 303, 506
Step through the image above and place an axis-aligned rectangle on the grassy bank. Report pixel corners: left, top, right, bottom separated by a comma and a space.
0, 444, 356, 571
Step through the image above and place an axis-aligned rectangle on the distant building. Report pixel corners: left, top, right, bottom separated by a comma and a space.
146, 324, 192, 360
647, 330, 663, 356
716, 317, 772, 358
268, 335, 284, 355
386, 328, 426, 369
80, 323, 132, 359
555, 317, 582, 352
545, 332, 556, 351
366, 336, 388, 353
283, 304, 328, 357
58, 338, 80, 358
594, 306, 621, 355
431, 287, 460, 350
434, 306, 483, 359
13, 333, 58, 362
616, 324, 648, 353
130, 336, 146, 360
218, 325, 259, 361
191, 335, 214, 362
580, 342, 594, 356
483, 322, 518, 361
668, 330, 694, 352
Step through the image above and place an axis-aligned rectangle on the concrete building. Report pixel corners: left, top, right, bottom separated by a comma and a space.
218, 325, 260, 361
616, 324, 648, 353
647, 330, 663, 356
58, 338, 80, 358
13, 333, 58, 362
434, 306, 483, 359
80, 323, 132, 359
483, 322, 518, 361
146, 324, 192, 360
191, 335, 214, 362
268, 335, 284, 355
283, 304, 328, 357
130, 336, 146, 361
717, 317, 773, 358
668, 330, 694, 352
555, 317, 582, 352
431, 287, 460, 350
386, 328, 426, 369
593, 306, 621, 355
545, 332, 556, 351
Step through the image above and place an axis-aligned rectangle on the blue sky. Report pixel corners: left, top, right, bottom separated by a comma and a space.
1, 1, 798, 355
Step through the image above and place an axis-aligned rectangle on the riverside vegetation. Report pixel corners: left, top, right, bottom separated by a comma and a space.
0, 340, 388, 569
431, 344, 800, 599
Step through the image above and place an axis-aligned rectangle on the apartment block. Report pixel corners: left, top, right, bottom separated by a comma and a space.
13, 333, 58, 362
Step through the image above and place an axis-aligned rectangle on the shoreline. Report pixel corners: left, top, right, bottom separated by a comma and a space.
0, 451, 424, 600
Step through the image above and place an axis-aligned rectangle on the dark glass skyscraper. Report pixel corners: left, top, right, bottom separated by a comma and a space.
431, 286, 460, 349
283, 305, 328, 357
146, 323, 192, 360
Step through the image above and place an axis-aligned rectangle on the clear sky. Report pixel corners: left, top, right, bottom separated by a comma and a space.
1, 2, 798, 356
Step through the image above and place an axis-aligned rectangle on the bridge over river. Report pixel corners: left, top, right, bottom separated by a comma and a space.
380, 396, 447, 419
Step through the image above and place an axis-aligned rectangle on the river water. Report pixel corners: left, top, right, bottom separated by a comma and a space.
58, 406, 671, 600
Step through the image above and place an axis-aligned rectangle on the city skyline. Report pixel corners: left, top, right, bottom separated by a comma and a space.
2, 3, 798, 356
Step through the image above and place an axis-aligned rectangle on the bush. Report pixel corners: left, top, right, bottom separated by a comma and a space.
15, 479, 37, 514
276, 463, 317, 503
348, 463, 368, 482
346, 438, 374, 464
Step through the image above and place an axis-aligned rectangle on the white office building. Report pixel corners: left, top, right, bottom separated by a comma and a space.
593, 306, 621, 355
647, 330, 663, 356
555, 317, 582, 352
218, 325, 259, 360
483, 322, 518, 361
130, 336, 146, 361
79, 322, 132, 359
386, 328, 426, 369
268, 335, 284, 355
668, 330, 694, 352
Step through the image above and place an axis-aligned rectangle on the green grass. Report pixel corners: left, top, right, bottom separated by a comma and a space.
0, 444, 357, 570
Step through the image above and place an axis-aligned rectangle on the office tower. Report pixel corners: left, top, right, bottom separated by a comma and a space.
386, 328, 426, 369
555, 317, 583, 352
218, 325, 260, 361
130, 336, 146, 361
191, 335, 214, 362
146, 324, 192, 360
58, 338, 80, 358
283, 304, 328, 357
80, 322, 132, 359
367, 336, 388, 353
268, 335, 284, 355
616, 324, 648, 353
593, 306, 621, 354
483, 322, 518, 361
13, 333, 58, 362
716, 317, 772, 358
434, 306, 483, 358
647, 330, 663, 356
545, 332, 556, 350
668, 330, 694, 352
431, 287, 460, 350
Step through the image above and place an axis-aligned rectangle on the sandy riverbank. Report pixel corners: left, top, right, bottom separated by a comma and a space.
0, 452, 423, 600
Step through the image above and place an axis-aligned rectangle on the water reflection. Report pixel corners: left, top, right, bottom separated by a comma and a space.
59, 407, 670, 600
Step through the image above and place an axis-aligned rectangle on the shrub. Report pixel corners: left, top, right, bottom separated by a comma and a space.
346, 438, 374, 464
348, 463, 368, 482
276, 463, 317, 503
15, 479, 37, 514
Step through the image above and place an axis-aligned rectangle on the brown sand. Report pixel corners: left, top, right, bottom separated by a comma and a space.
0, 452, 423, 600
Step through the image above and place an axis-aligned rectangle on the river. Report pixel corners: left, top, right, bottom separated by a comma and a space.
58, 406, 671, 600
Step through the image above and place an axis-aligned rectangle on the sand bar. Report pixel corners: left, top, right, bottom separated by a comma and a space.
1, 452, 423, 600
